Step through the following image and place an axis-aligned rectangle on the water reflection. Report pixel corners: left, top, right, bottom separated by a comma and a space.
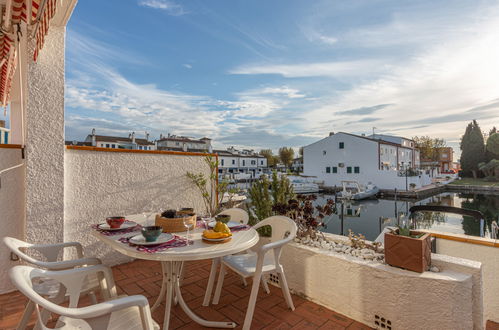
316, 192, 499, 241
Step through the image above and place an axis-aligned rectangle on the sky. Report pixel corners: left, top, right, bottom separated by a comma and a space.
62, 0, 499, 156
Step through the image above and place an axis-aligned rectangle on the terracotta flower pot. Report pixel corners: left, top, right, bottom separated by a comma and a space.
384, 230, 431, 273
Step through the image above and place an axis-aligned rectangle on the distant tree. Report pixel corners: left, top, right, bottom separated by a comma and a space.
412, 136, 447, 161
259, 149, 276, 167
460, 120, 486, 178
486, 133, 499, 159
299, 147, 304, 157
278, 147, 295, 169
485, 128, 498, 162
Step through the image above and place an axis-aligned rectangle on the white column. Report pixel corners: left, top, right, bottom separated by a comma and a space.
24, 26, 66, 244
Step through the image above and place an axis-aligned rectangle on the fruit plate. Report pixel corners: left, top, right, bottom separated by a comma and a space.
208, 221, 241, 229
97, 221, 137, 231
202, 236, 232, 244
129, 233, 174, 246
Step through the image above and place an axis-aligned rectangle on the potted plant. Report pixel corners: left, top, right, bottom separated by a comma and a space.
384, 225, 431, 273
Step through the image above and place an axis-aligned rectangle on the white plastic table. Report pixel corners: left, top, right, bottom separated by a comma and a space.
91, 226, 259, 329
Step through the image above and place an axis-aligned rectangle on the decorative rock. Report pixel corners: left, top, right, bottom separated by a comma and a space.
430, 266, 440, 273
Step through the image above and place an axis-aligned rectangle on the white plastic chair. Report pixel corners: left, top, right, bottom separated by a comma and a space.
3, 237, 102, 329
212, 216, 297, 330
217, 208, 249, 224
9, 264, 159, 330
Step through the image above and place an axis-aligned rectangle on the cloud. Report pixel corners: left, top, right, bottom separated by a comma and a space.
336, 104, 393, 116
229, 59, 388, 78
183, 63, 192, 69
138, 0, 185, 15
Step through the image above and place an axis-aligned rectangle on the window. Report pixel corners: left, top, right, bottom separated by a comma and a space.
332, 167, 337, 173
260, 160, 264, 165
251, 160, 256, 165
326, 167, 331, 173
323, 150, 327, 155
242, 160, 246, 166
106, 144, 110, 148
347, 166, 352, 173
442, 153, 448, 159
176, 142, 180, 146
112, 144, 115, 148
221, 159, 224, 166
232, 159, 235, 165
354, 166, 360, 173
339, 142, 344, 149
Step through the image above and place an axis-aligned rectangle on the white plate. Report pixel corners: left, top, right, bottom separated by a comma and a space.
202, 236, 232, 242
98, 221, 137, 231
129, 233, 174, 246
208, 221, 242, 228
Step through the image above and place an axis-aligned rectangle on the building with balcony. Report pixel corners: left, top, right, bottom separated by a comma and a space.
215, 147, 268, 179
303, 132, 426, 190
156, 134, 212, 153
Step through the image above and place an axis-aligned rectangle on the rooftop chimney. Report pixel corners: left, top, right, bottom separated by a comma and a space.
131, 132, 136, 144
329, 132, 334, 136
145, 131, 150, 141
91, 128, 96, 146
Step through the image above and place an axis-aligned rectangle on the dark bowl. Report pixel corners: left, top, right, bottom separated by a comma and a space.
106, 216, 125, 229
215, 214, 231, 224
141, 226, 163, 242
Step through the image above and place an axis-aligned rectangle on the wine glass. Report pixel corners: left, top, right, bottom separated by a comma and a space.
200, 212, 212, 230
183, 216, 194, 243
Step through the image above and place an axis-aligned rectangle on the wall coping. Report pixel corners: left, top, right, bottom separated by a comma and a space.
0, 144, 23, 149
66, 145, 217, 157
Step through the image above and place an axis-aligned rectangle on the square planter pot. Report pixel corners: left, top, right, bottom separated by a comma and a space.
384, 230, 431, 273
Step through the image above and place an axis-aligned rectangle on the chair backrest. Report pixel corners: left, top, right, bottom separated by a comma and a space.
10, 265, 116, 310
253, 216, 297, 244
218, 208, 250, 224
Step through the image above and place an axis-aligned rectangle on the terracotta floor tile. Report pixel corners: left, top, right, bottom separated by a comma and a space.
0, 259, 370, 330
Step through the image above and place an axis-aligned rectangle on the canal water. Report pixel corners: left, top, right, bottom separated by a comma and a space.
315, 192, 499, 241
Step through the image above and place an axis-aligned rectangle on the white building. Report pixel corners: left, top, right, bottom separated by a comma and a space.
80, 129, 156, 150
0, 120, 10, 144
303, 132, 428, 190
156, 134, 212, 152
215, 147, 268, 179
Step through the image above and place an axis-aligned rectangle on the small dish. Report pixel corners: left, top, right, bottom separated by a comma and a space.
98, 221, 136, 231
208, 221, 242, 229
202, 236, 232, 242
129, 233, 174, 246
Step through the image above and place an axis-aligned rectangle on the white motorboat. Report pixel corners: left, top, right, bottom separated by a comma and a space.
291, 180, 320, 193
221, 192, 247, 204
337, 181, 379, 200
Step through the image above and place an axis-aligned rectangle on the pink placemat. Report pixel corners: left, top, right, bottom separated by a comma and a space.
118, 235, 193, 253
92, 221, 142, 236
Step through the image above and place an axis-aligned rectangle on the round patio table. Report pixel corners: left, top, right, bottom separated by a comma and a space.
91, 226, 259, 329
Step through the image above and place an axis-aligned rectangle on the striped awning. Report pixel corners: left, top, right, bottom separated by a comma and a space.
0, 0, 57, 106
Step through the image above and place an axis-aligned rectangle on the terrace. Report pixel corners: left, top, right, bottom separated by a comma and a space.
0, 1, 499, 330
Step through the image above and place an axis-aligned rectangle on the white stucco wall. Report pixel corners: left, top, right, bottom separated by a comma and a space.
0, 148, 26, 293
64, 149, 212, 265
25, 26, 66, 246
435, 237, 499, 323
280, 238, 483, 329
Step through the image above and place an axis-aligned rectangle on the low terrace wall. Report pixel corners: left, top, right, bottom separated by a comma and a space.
280, 234, 483, 330
431, 233, 499, 324
64, 147, 213, 266
0, 145, 26, 293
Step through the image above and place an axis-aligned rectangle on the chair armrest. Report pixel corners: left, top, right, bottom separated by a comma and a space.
260, 236, 293, 253
40, 257, 102, 270
29, 241, 84, 261
68, 295, 150, 318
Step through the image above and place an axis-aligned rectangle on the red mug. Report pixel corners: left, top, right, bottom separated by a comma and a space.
106, 217, 125, 229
